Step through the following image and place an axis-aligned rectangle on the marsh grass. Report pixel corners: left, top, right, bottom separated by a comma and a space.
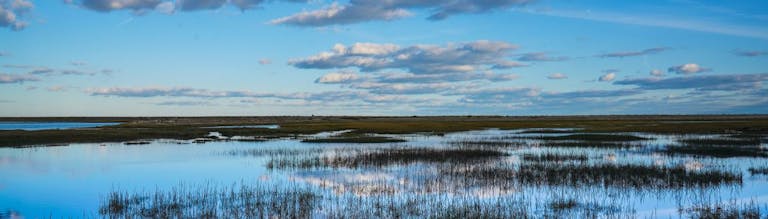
99, 183, 318, 218
267, 147, 507, 169
679, 137, 762, 146
446, 139, 526, 148
683, 201, 764, 219
521, 153, 588, 162
4, 115, 768, 147
446, 162, 742, 189
524, 134, 651, 142
664, 145, 767, 158
748, 167, 768, 175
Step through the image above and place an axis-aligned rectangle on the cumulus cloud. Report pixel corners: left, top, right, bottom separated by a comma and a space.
315, 71, 361, 84
291, 40, 519, 74
517, 52, 568, 62
0, 0, 33, 31
598, 72, 616, 82
270, 0, 533, 27
614, 73, 768, 91
650, 69, 664, 77
667, 63, 709, 74
547, 73, 567, 80
0, 73, 38, 83
597, 47, 668, 58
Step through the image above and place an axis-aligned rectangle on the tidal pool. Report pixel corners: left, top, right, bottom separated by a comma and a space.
0, 122, 120, 131
0, 129, 766, 218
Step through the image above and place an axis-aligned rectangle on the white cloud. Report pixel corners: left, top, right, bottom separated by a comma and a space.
291, 40, 519, 75
315, 71, 360, 84
0, 0, 33, 31
0, 73, 38, 83
668, 63, 709, 74
650, 69, 665, 77
547, 73, 567, 80
270, 0, 533, 27
599, 72, 616, 82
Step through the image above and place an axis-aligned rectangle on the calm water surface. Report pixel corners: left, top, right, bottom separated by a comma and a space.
0, 129, 766, 218
0, 122, 120, 131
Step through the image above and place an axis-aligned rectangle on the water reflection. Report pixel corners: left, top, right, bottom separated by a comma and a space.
0, 129, 766, 218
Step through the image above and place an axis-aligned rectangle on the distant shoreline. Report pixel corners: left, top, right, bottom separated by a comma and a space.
1, 115, 767, 148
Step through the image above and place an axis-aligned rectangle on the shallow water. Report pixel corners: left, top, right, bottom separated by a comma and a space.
0, 129, 766, 218
0, 122, 120, 131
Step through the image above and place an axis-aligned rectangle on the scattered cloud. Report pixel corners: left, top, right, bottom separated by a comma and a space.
547, 73, 567, 80
517, 52, 568, 62
0, 0, 33, 31
46, 86, 71, 92
86, 86, 413, 104
258, 58, 272, 65
155, 100, 211, 106
270, 0, 533, 27
614, 73, 768, 91
542, 89, 642, 99
597, 47, 668, 58
70, 0, 305, 14
491, 60, 528, 69
733, 50, 767, 57
598, 72, 616, 82
291, 40, 519, 75
315, 71, 361, 84
650, 69, 665, 77
667, 63, 710, 74
0, 73, 38, 84
449, 87, 541, 104
70, 61, 88, 66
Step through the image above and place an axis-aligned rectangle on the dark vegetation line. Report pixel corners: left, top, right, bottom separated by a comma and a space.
1, 115, 767, 147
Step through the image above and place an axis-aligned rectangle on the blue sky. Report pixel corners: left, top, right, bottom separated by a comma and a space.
0, 0, 767, 116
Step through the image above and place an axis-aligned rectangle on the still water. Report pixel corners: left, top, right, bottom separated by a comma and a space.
0, 122, 120, 131
0, 129, 766, 218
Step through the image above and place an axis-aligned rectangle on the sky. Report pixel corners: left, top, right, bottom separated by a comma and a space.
0, 0, 767, 116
